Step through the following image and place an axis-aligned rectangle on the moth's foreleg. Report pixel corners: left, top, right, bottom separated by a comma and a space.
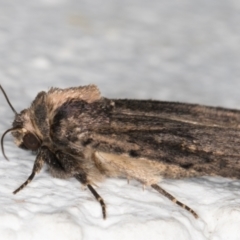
151, 184, 198, 218
13, 152, 44, 194
75, 173, 106, 219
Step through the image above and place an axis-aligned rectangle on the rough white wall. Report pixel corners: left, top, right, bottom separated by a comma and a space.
0, 0, 240, 239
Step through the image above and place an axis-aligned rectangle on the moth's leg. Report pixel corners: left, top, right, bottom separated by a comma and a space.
75, 173, 106, 219
87, 184, 106, 219
151, 184, 198, 218
13, 149, 45, 194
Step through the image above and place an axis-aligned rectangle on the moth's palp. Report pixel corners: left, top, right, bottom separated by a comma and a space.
1, 127, 22, 161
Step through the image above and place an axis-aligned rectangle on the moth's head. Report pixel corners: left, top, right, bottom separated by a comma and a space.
11, 110, 41, 151
0, 85, 41, 160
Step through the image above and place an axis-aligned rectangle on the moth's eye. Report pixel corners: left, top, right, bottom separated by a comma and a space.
22, 133, 41, 151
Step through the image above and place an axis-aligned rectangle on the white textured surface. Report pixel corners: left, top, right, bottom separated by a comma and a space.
1, 0, 240, 239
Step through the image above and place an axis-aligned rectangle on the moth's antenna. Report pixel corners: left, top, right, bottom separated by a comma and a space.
1, 127, 21, 161
0, 85, 18, 115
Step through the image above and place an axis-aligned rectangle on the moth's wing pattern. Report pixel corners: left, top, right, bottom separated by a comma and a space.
50, 98, 240, 179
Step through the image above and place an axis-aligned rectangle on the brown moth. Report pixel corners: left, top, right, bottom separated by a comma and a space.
1, 84, 240, 219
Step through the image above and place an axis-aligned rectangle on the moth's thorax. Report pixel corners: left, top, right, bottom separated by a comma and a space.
46, 85, 101, 107
45, 85, 102, 127
11, 85, 104, 150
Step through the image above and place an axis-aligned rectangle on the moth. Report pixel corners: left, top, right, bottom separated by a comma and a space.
1, 84, 240, 219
